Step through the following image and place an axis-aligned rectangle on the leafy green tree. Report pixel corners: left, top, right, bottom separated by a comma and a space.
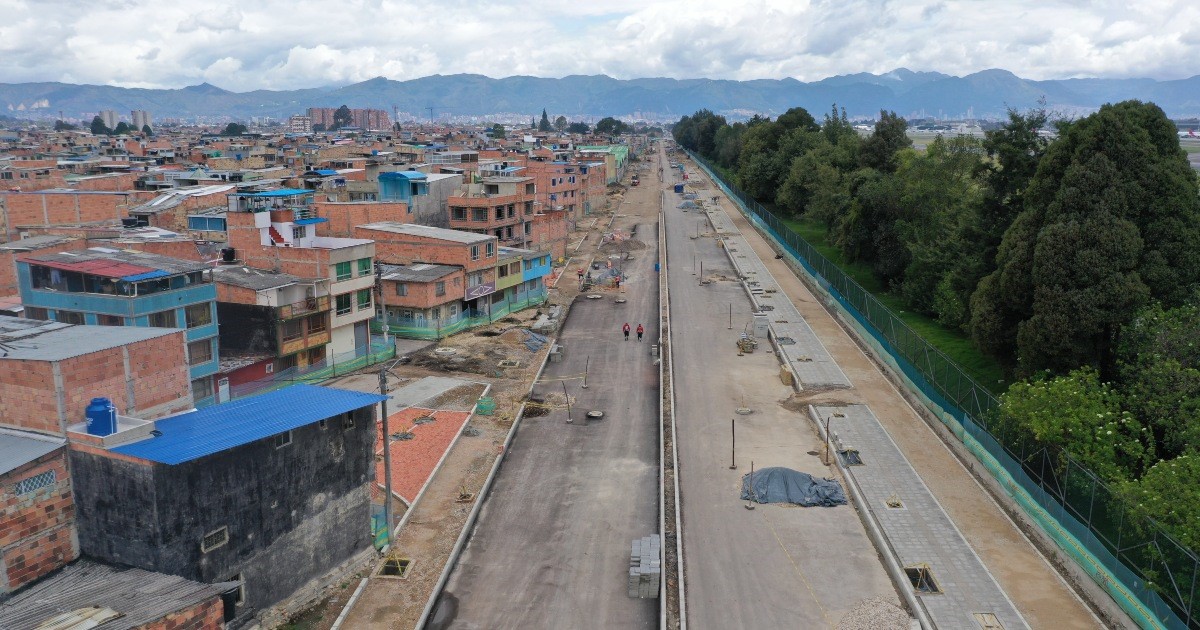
113, 122, 131, 135
1117, 301, 1200, 459
538, 109, 552, 132
312, 123, 327, 132
858, 110, 911, 173
596, 116, 631, 136
90, 115, 110, 136
490, 123, 506, 139
332, 105, 353, 129
54, 120, 77, 131
220, 122, 248, 136
997, 368, 1150, 481
554, 115, 567, 132
711, 122, 745, 169
1123, 455, 1200, 550
971, 101, 1200, 376
566, 121, 590, 134
392, 122, 402, 132
141, 124, 153, 135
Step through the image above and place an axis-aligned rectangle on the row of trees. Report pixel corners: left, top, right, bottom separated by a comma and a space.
675, 101, 1200, 553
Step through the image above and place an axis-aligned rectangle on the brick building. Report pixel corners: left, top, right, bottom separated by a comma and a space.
0, 190, 138, 241
0, 429, 76, 593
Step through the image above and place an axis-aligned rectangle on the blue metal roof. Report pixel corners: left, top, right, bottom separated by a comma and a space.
293, 217, 328, 225
313, 169, 337, 176
379, 171, 427, 180
111, 384, 386, 465
236, 188, 311, 198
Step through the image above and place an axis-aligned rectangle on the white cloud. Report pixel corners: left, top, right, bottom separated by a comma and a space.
0, 0, 1197, 90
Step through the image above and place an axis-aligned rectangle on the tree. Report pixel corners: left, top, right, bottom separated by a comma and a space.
90, 115, 110, 136
490, 123, 506, 139
538, 109, 552, 132
141, 124, 153, 135
970, 101, 1200, 376
1116, 302, 1200, 459
113, 122, 131, 135
997, 368, 1150, 481
1124, 455, 1200, 550
332, 105, 353, 130
530, 117, 537, 129
312, 123, 327, 133
554, 115, 567, 132
858, 110, 911, 173
54, 120, 77, 131
596, 116, 631, 136
566, 121, 590, 134
220, 122, 248, 136
392, 121, 402, 132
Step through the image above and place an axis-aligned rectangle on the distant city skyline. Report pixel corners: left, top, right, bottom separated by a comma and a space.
1, 0, 1198, 92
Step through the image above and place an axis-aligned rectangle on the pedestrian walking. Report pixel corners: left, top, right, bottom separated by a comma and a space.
623, 322, 631, 341
636, 324, 644, 341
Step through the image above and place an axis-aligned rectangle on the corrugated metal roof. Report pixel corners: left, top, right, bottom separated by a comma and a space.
0, 560, 233, 630
233, 188, 311, 198
0, 318, 181, 362
359, 222, 492, 244
378, 262, 459, 283
26, 258, 155, 278
210, 265, 302, 291
0, 428, 65, 475
21, 248, 210, 277
111, 384, 386, 465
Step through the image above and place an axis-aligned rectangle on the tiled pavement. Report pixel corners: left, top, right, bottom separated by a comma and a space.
376, 407, 472, 503
815, 404, 1029, 629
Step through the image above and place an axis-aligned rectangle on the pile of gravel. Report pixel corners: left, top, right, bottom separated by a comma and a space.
836, 596, 912, 630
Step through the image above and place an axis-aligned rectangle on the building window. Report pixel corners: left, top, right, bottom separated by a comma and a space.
498, 265, 508, 278
292, 225, 306, 240
452, 207, 467, 221
357, 257, 373, 276
281, 318, 303, 341
188, 340, 213, 365
335, 293, 352, 315
494, 206, 505, 220
357, 289, 372, 310
342, 412, 355, 430
472, 208, 487, 222
485, 242, 494, 257
307, 347, 324, 365
435, 281, 446, 296
307, 313, 327, 333
505, 226, 513, 239
14, 470, 56, 496
470, 245, 479, 261
319, 419, 328, 429
185, 303, 212, 328
279, 353, 298, 371
201, 526, 229, 553
24, 306, 48, 320
227, 574, 246, 606
192, 377, 214, 400
449, 304, 458, 317
334, 261, 352, 281
273, 431, 292, 449
524, 201, 533, 215
148, 309, 177, 328
395, 283, 408, 296
56, 310, 85, 325
97, 314, 124, 326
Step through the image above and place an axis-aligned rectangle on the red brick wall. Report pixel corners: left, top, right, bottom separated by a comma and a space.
358, 227, 495, 273
134, 596, 225, 630
379, 269, 465, 309
73, 173, 140, 192
1, 450, 78, 592
0, 191, 134, 241
225, 212, 331, 279
117, 239, 209, 262
313, 201, 410, 238
0, 361, 64, 434
529, 212, 569, 260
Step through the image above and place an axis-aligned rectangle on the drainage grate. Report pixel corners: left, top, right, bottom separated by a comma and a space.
390, 431, 415, 441
758, 305, 774, 311
378, 557, 413, 579
497, 359, 521, 368
973, 612, 1005, 629
904, 565, 941, 594
413, 416, 436, 425
776, 336, 796, 345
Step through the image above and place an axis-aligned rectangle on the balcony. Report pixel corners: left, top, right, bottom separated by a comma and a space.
280, 329, 332, 356
277, 294, 330, 320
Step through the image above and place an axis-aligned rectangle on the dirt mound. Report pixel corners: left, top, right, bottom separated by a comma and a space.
600, 238, 648, 253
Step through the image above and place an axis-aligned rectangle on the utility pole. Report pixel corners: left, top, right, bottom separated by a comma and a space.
378, 368, 395, 544
729, 418, 737, 469
562, 379, 572, 423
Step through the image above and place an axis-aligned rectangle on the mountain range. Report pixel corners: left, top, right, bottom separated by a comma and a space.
3, 69, 1200, 122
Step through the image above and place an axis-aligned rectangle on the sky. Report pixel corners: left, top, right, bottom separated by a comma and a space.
2, 0, 1198, 91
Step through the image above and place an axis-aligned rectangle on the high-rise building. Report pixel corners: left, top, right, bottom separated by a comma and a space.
99, 110, 118, 129
131, 110, 152, 130
287, 115, 313, 134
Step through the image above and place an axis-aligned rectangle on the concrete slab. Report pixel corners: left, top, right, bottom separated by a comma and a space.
665, 187, 899, 629
434, 222, 661, 629
388, 376, 469, 409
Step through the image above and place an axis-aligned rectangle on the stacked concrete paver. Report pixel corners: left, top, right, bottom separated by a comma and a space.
627, 535, 661, 599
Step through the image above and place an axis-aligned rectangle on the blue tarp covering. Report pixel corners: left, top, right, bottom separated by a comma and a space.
740, 467, 847, 506
112, 384, 387, 465
293, 217, 328, 225
236, 188, 311, 198
120, 270, 172, 282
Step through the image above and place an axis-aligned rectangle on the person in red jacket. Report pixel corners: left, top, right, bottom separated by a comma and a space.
623, 322, 631, 341
636, 324, 644, 341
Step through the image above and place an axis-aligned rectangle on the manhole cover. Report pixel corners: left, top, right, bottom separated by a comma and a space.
378, 557, 413, 579
413, 416, 436, 425
433, 347, 457, 356
390, 432, 415, 441
586, 294, 603, 299
586, 410, 605, 419
615, 298, 627, 303
497, 359, 521, 368
735, 407, 752, 415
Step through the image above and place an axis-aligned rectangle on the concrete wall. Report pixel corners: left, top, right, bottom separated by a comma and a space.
69, 404, 376, 623
0, 448, 79, 592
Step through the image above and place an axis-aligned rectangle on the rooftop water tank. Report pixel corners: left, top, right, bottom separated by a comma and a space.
85, 397, 118, 437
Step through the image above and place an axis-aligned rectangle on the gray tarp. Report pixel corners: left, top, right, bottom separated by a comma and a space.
740, 467, 847, 507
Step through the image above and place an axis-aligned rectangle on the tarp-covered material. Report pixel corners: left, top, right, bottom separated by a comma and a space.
682, 193, 698, 199
677, 200, 698, 209
740, 467, 847, 506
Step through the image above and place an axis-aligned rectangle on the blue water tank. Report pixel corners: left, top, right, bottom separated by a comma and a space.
85, 397, 118, 437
